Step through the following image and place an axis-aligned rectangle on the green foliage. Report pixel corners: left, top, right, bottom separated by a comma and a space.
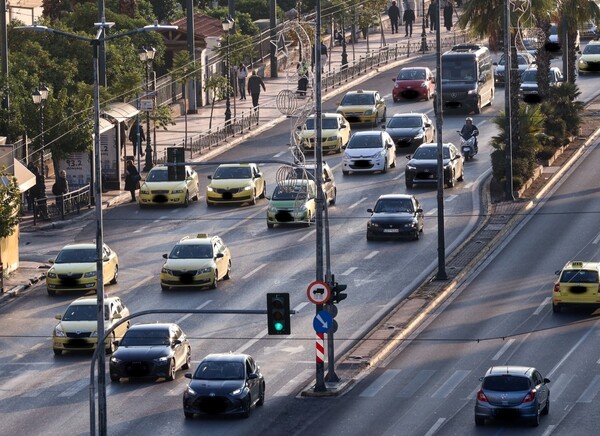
201, 8, 261, 36
0, 171, 21, 239
205, 74, 230, 102
218, 33, 258, 67
545, 82, 584, 136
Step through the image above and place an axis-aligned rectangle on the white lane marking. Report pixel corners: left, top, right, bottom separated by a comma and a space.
547, 320, 599, 378
166, 381, 188, 396
445, 194, 457, 202
0, 370, 36, 399
293, 302, 309, 312
534, 297, 551, 315
431, 370, 470, 398
392, 172, 405, 180
349, 197, 367, 209
593, 231, 600, 245
492, 338, 515, 361
462, 182, 473, 190
156, 216, 168, 222
23, 370, 76, 397
242, 263, 267, 280
177, 300, 212, 324
272, 369, 313, 397
273, 150, 287, 158
133, 227, 146, 233
364, 251, 379, 260
467, 386, 479, 400
424, 418, 446, 436
341, 267, 357, 276
299, 229, 316, 242
234, 328, 269, 354
542, 425, 556, 436
359, 369, 401, 397
426, 208, 437, 216
577, 374, 600, 403
58, 379, 88, 398
549, 373, 573, 400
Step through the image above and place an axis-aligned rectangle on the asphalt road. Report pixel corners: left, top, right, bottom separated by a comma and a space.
2, 50, 600, 435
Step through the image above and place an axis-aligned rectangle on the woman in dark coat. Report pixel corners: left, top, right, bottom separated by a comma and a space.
125, 159, 140, 202
443, 1, 454, 31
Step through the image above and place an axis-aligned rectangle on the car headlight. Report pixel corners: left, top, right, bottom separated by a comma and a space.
242, 185, 253, 191
154, 356, 169, 363
110, 357, 121, 364
186, 386, 197, 396
54, 325, 65, 337
84, 271, 97, 278
172, 189, 184, 194
268, 205, 278, 213
47, 271, 57, 278
343, 152, 351, 159
365, 109, 374, 115
467, 89, 477, 95
406, 165, 416, 171
230, 387, 244, 396
394, 83, 400, 89
140, 188, 149, 194
199, 267, 213, 274
299, 204, 308, 212
206, 186, 214, 192
161, 267, 173, 275
420, 82, 428, 88
414, 132, 424, 139
403, 221, 417, 228
368, 222, 379, 228
579, 59, 587, 65
90, 331, 99, 337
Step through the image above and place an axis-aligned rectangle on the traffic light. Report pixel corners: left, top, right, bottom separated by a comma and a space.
166, 147, 185, 181
331, 282, 347, 303
266, 293, 291, 335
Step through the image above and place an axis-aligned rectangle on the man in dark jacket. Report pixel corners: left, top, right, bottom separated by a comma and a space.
53, 170, 69, 214
247, 71, 266, 111
427, 0, 439, 32
388, 1, 401, 34
403, 6, 416, 37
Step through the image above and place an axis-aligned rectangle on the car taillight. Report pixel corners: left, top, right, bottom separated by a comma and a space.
476, 390, 488, 402
554, 283, 560, 293
522, 389, 536, 403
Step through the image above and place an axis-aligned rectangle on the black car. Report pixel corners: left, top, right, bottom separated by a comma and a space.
383, 113, 435, 150
109, 323, 191, 382
183, 353, 265, 418
367, 194, 424, 240
405, 143, 464, 189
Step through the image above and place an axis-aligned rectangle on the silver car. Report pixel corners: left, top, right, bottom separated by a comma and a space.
342, 131, 396, 175
475, 366, 550, 427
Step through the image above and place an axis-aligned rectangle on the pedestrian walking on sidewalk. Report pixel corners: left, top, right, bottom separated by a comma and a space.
403, 6, 416, 37
52, 170, 69, 214
247, 71, 266, 111
125, 159, 141, 202
237, 64, 248, 100
388, 1, 401, 34
443, 1, 454, 31
128, 121, 145, 157
427, 0, 439, 32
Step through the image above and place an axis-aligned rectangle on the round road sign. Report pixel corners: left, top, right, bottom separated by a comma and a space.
307, 280, 331, 304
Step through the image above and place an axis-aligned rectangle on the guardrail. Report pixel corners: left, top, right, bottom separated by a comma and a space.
32, 184, 92, 225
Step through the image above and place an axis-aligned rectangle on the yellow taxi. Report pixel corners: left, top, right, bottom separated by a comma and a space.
336, 89, 387, 127
46, 243, 119, 296
206, 163, 266, 206
160, 234, 231, 290
266, 179, 317, 228
138, 164, 200, 207
300, 113, 351, 154
52, 295, 130, 355
552, 261, 600, 313
578, 40, 600, 73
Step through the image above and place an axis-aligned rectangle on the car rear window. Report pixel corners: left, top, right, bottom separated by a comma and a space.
561, 270, 599, 283
482, 375, 530, 391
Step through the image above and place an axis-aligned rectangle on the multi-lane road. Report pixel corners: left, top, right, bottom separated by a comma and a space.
2, 51, 600, 435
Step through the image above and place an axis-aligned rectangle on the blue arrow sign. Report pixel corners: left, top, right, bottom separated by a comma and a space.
313, 310, 333, 334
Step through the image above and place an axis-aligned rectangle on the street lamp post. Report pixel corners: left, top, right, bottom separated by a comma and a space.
139, 46, 156, 172
420, 0, 429, 53
31, 84, 49, 183
222, 17, 234, 126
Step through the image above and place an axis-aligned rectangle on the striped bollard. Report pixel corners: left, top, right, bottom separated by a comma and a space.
316, 333, 325, 363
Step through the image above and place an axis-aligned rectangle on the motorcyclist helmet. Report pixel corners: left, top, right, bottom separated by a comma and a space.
465, 117, 473, 124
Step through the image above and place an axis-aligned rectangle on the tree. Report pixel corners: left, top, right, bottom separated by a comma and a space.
204, 74, 231, 131
0, 171, 21, 283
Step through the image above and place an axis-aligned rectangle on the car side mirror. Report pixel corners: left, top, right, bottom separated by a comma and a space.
55, 314, 62, 320
493, 62, 498, 66
248, 373, 258, 380
406, 155, 412, 159
367, 208, 374, 213
416, 208, 423, 213
102, 256, 110, 262
544, 378, 550, 384
185, 373, 192, 379
382, 125, 386, 130
113, 313, 122, 319
172, 339, 182, 347
162, 253, 168, 259
49, 258, 55, 264
341, 123, 347, 128
215, 253, 224, 259
112, 340, 120, 347
207, 175, 212, 180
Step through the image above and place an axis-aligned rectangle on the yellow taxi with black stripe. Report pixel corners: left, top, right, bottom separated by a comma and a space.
552, 261, 600, 312
578, 40, 600, 73
160, 234, 231, 290
206, 163, 266, 206
336, 89, 387, 127
299, 113, 351, 154
138, 165, 200, 207
46, 243, 119, 296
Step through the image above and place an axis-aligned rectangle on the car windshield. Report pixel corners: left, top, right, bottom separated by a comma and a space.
413, 147, 450, 159
482, 375, 530, 392
305, 118, 338, 129
521, 70, 538, 82
374, 199, 414, 213
193, 361, 245, 380
347, 135, 383, 149
550, 25, 557, 35
169, 243, 213, 259
341, 93, 375, 105
583, 44, 600, 54
561, 269, 599, 283
387, 117, 423, 128
55, 248, 96, 263
62, 304, 111, 321
292, 167, 316, 180
397, 69, 426, 80
121, 329, 171, 346
272, 183, 310, 200
213, 166, 252, 179
441, 62, 477, 82
147, 169, 169, 182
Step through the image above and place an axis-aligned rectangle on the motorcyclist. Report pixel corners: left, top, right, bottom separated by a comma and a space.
460, 117, 479, 153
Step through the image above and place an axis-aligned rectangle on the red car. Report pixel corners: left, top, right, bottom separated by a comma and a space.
392, 67, 435, 102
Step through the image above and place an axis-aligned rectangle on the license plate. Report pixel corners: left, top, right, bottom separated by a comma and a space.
383, 229, 400, 233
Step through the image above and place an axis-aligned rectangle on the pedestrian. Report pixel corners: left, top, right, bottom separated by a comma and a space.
403, 6, 416, 37
52, 169, 69, 214
320, 40, 328, 73
443, 1, 454, 31
427, 0, 439, 33
237, 63, 248, 100
125, 159, 141, 202
388, 1, 401, 34
128, 121, 145, 157
26, 163, 39, 211
247, 70, 266, 111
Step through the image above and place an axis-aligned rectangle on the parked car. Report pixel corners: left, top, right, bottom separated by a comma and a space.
547, 23, 580, 53
552, 260, 600, 312
206, 163, 266, 206
475, 366, 550, 427
405, 143, 464, 188
342, 131, 396, 175
266, 179, 317, 228
493, 51, 535, 85
138, 164, 200, 208
336, 89, 387, 127
383, 113, 435, 150
392, 67, 435, 102
299, 112, 351, 154
366, 194, 424, 240
519, 66, 564, 102
52, 295, 130, 355
109, 322, 191, 382
290, 161, 337, 205
183, 353, 265, 418
578, 40, 600, 73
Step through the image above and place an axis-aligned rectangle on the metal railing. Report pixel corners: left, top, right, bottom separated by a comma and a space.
32, 184, 92, 225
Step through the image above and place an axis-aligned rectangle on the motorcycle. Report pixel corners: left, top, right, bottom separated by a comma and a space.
458, 131, 478, 161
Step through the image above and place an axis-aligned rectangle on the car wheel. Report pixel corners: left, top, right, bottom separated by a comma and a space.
381, 109, 387, 123
106, 333, 116, 355
250, 189, 257, 206
342, 170, 349, 175
541, 396, 550, 415
447, 172, 455, 188
182, 347, 192, 370
336, 138, 343, 153
426, 89, 431, 101
260, 182, 267, 199
47, 288, 56, 296
166, 360, 176, 381
390, 155, 396, 168
552, 303, 561, 313
474, 98, 482, 114
109, 265, 118, 285
330, 188, 337, 205
475, 416, 485, 426
224, 260, 232, 280
531, 410, 540, 427
405, 178, 413, 189
161, 283, 169, 291
184, 411, 194, 419
110, 374, 120, 382
210, 273, 218, 289
413, 229, 420, 241
267, 222, 274, 229
53, 348, 62, 356
194, 184, 200, 201
183, 192, 190, 208
257, 382, 265, 406
458, 168, 464, 182
242, 396, 251, 418
382, 159, 387, 174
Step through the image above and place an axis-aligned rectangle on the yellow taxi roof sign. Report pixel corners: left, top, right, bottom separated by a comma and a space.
570, 261, 584, 268
196, 233, 209, 239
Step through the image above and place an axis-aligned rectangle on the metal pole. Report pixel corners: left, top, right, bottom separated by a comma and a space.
270, 0, 278, 77
504, 0, 514, 200
434, 0, 447, 280
420, 0, 429, 53
143, 56, 153, 172
186, 0, 197, 114
135, 95, 141, 174
225, 32, 232, 125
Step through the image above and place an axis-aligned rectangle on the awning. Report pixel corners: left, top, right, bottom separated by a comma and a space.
13, 159, 36, 192
103, 102, 139, 124
99, 117, 113, 134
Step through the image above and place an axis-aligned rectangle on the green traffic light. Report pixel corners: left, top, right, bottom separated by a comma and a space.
273, 322, 284, 331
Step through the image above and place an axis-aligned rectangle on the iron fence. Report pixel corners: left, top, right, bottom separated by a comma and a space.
32, 184, 91, 225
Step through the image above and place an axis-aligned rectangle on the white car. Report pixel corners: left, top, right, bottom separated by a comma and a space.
342, 131, 396, 175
